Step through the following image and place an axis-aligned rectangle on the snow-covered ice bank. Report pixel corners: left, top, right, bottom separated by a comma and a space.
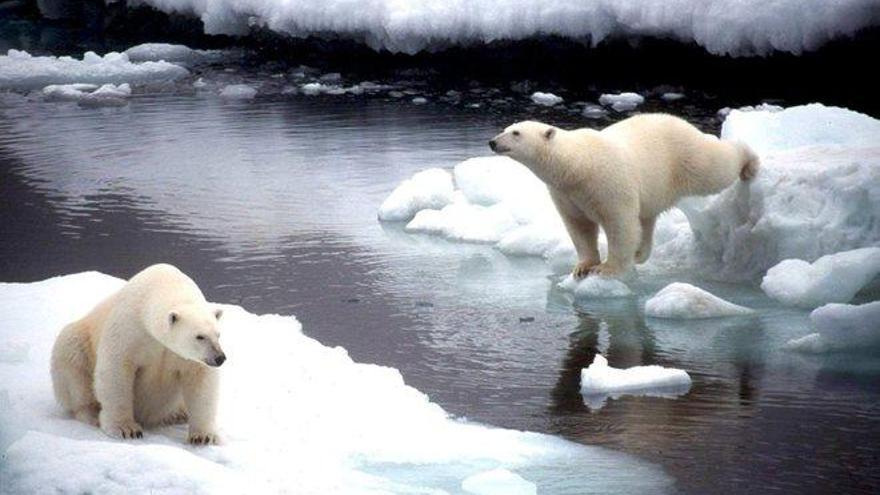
645, 283, 753, 319
378, 168, 455, 221
0, 273, 672, 494
123, 43, 226, 64
598, 92, 644, 112
66, 0, 880, 56
0, 50, 189, 90
684, 103, 880, 280
580, 355, 692, 410
784, 301, 880, 353
761, 248, 880, 308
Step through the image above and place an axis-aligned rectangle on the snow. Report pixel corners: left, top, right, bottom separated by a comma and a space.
580, 355, 692, 410
219, 84, 258, 99
684, 103, 880, 280
530, 92, 563, 107
462, 468, 536, 495
0, 49, 189, 90
558, 274, 633, 299
761, 248, 880, 308
784, 301, 880, 353
598, 92, 645, 112
0, 272, 672, 493
378, 168, 455, 221
71, 0, 880, 56
645, 283, 753, 319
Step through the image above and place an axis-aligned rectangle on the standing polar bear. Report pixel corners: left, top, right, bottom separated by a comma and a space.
489, 115, 759, 277
51, 263, 226, 444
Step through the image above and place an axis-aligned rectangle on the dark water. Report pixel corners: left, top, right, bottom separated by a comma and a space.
1, 88, 879, 494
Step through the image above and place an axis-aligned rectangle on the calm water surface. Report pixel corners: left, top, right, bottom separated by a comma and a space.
1, 90, 878, 494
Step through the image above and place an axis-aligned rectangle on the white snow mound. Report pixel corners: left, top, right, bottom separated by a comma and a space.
784, 301, 880, 353
0, 272, 671, 493
761, 248, 880, 308
64, 0, 880, 56
0, 49, 189, 90
645, 282, 753, 319
580, 355, 692, 410
378, 168, 455, 221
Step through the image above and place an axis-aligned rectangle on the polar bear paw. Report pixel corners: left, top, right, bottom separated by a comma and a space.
572, 259, 600, 279
188, 429, 221, 446
161, 408, 189, 426
102, 418, 143, 439
587, 263, 623, 277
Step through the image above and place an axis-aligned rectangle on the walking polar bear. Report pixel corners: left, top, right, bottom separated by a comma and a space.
489, 114, 759, 277
51, 263, 226, 444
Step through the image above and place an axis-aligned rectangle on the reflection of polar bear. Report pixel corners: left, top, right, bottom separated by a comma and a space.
490, 115, 758, 277
50, 264, 226, 444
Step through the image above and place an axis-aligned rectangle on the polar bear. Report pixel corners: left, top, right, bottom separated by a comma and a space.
50, 263, 226, 444
489, 115, 758, 277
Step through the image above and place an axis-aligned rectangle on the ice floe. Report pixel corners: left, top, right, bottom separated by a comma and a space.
558, 274, 633, 299
0, 49, 189, 90
123, 43, 226, 64
645, 283, 753, 319
219, 84, 258, 99
761, 248, 880, 308
378, 168, 455, 222
598, 92, 645, 112
42, 82, 132, 107
0, 272, 673, 493
530, 92, 563, 106
580, 355, 692, 410
784, 301, 880, 353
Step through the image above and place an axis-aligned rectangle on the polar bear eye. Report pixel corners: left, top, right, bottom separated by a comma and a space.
512, 130, 520, 137
196, 335, 206, 341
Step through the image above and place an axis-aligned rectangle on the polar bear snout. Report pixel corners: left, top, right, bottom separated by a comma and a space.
488, 139, 497, 151
488, 136, 510, 154
209, 352, 226, 367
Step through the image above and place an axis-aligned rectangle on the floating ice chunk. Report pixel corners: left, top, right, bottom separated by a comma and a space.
411, 96, 427, 104
558, 274, 632, 299
580, 355, 692, 409
683, 104, 880, 280
599, 92, 645, 112
318, 72, 342, 82
784, 301, 880, 353
661, 92, 685, 101
300, 82, 363, 96
645, 283, 753, 319
462, 468, 536, 495
406, 202, 519, 243
761, 248, 880, 308
378, 168, 454, 221
219, 84, 257, 99
42, 83, 131, 107
0, 49, 188, 90
581, 103, 608, 119
91, 83, 132, 98
530, 92, 563, 106
123, 43, 224, 64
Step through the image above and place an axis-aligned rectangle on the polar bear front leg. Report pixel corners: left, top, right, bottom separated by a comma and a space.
634, 216, 656, 264
551, 192, 601, 278
183, 368, 221, 445
591, 214, 640, 277
95, 357, 143, 439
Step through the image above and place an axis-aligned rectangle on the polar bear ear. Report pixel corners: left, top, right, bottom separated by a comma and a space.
214, 308, 223, 320
543, 127, 556, 140
169, 311, 179, 325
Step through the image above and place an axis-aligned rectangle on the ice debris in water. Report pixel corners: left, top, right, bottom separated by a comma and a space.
645, 282, 753, 319
42, 83, 132, 107
219, 84, 258, 99
378, 168, 455, 221
661, 92, 685, 101
462, 468, 537, 495
123, 43, 226, 64
581, 103, 608, 119
598, 92, 645, 112
82, 0, 880, 56
0, 49, 188, 90
530, 92, 563, 106
580, 355, 692, 410
784, 301, 880, 353
0, 272, 673, 493
761, 248, 880, 308
558, 274, 633, 299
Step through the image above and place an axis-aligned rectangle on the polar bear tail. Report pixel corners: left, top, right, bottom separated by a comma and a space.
737, 142, 760, 181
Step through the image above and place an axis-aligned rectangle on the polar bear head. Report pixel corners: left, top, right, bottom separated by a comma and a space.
488, 120, 557, 163
159, 304, 227, 367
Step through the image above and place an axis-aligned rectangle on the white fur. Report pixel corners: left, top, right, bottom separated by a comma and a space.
50, 263, 226, 444
491, 115, 759, 277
